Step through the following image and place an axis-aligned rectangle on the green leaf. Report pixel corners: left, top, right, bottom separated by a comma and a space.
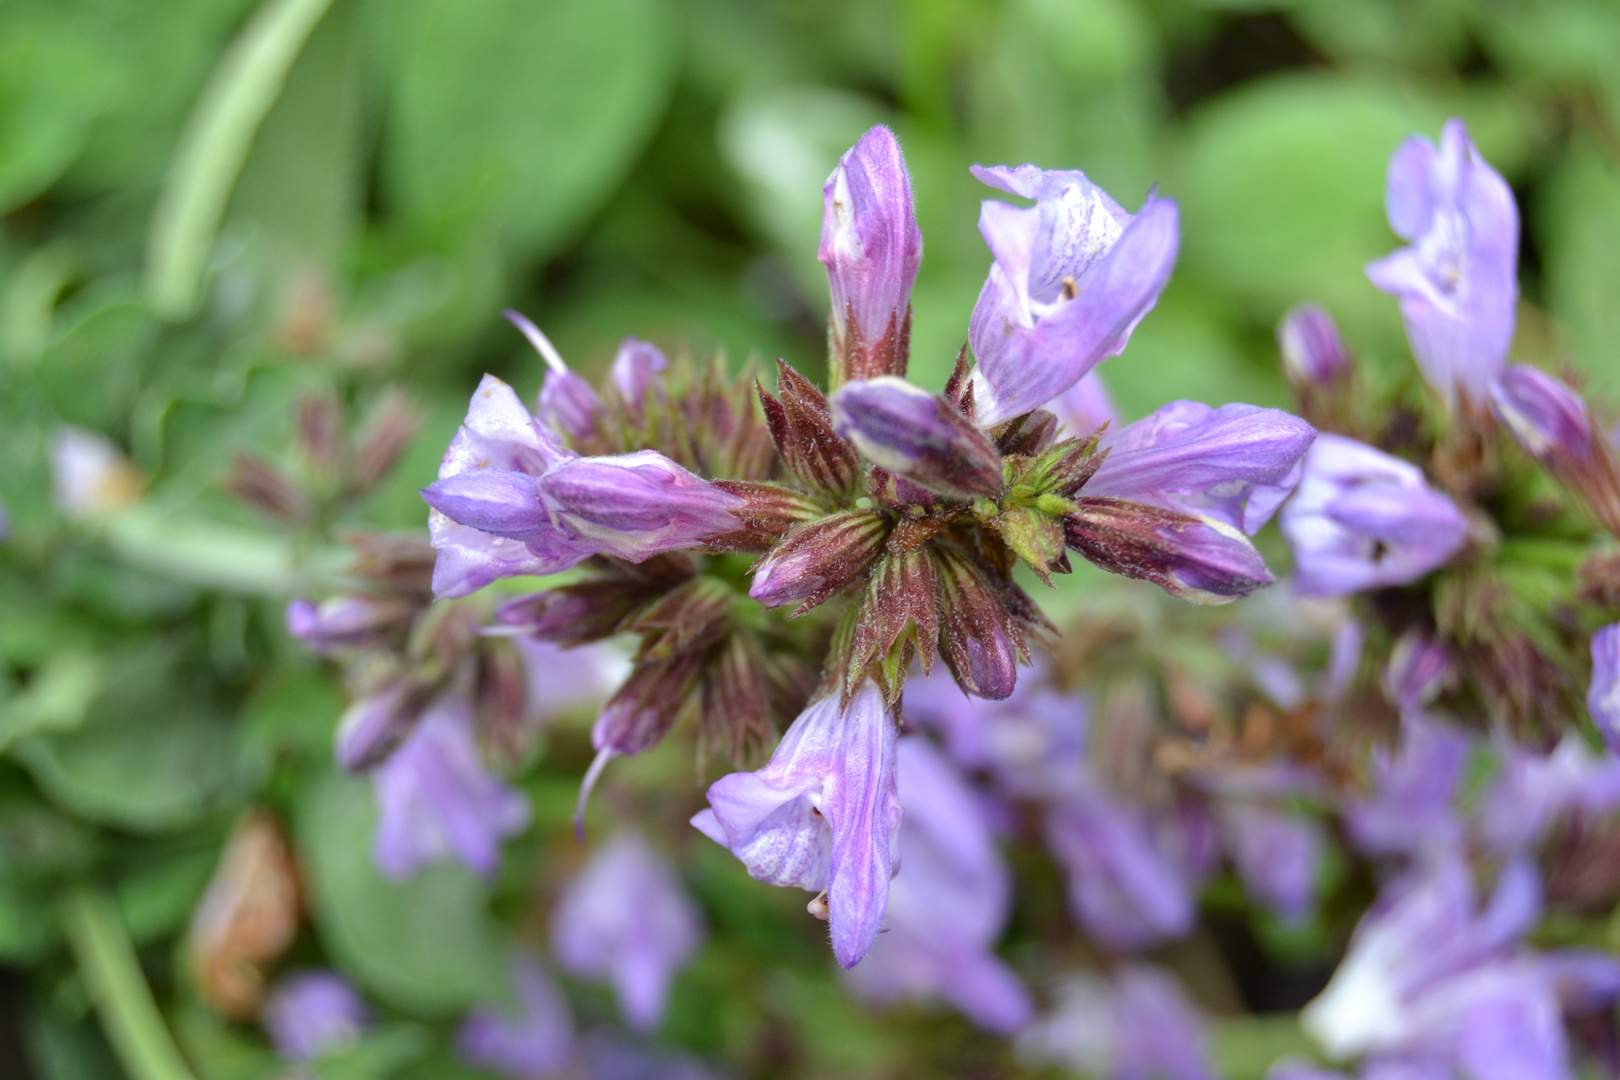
1212, 1013, 1319, 1080
145, 0, 340, 318
0, 8, 110, 212
0, 650, 99, 754
34, 293, 159, 434
1540, 140, 1620, 401
313, 1024, 432, 1080
382, 0, 676, 263
298, 769, 507, 1015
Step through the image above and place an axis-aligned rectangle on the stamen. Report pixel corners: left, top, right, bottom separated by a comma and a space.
503, 309, 570, 376
573, 744, 619, 843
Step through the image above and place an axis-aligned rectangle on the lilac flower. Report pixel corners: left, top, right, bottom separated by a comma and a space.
261, 970, 368, 1062
50, 426, 141, 517
820, 125, 923, 381
1217, 801, 1324, 923
505, 310, 605, 442
844, 737, 1032, 1033
538, 451, 745, 561
551, 831, 704, 1032
1478, 736, 1620, 856
1382, 631, 1454, 713
285, 594, 411, 655
425, 375, 589, 598
1278, 305, 1352, 387
457, 953, 575, 1080
1365, 119, 1519, 410
967, 164, 1179, 426
1591, 623, 1620, 751
830, 377, 1004, 498
1018, 965, 1217, 1080
1084, 400, 1316, 535
1490, 365, 1593, 466
1044, 789, 1212, 951
371, 691, 531, 880
1301, 855, 1571, 1078
691, 682, 902, 968
1280, 434, 1470, 597
1050, 370, 1119, 438
610, 337, 669, 417
1343, 710, 1470, 861
334, 680, 427, 772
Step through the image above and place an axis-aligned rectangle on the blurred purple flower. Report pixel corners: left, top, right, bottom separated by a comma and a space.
844, 737, 1033, 1033
1589, 623, 1620, 752
1280, 434, 1470, 597
820, 125, 923, 381
1344, 710, 1470, 861
1490, 365, 1593, 467
513, 637, 628, 721
1085, 400, 1316, 535
1050, 370, 1119, 438
1019, 964, 1217, 1080
1301, 855, 1573, 1080
371, 691, 530, 880
1366, 119, 1519, 411
692, 682, 902, 968
1382, 631, 1455, 713
285, 594, 412, 656
1278, 305, 1352, 388
610, 338, 670, 418
1218, 801, 1324, 923
261, 970, 367, 1062
551, 830, 704, 1032
334, 680, 426, 773
1477, 737, 1620, 856
1045, 789, 1212, 951
581, 1031, 726, 1080
457, 953, 575, 1080
50, 426, 140, 518
968, 164, 1179, 425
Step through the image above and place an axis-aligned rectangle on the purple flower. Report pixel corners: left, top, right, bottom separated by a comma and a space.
1063, 499, 1276, 605
1280, 435, 1470, 598
1044, 789, 1212, 951
967, 164, 1179, 426
610, 337, 669, 417
830, 377, 1004, 498
457, 953, 575, 1080
513, 637, 628, 720
1344, 710, 1470, 861
1365, 119, 1519, 410
1018, 965, 1217, 1080
539, 450, 745, 561
1050, 370, 1119, 438
1301, 855, 1568, 1078
1478, 737, 1620, 855
334, 680, 427, 772
1085, 400, 1316, 535
371, 691, 531, 880
844, 737, 1033, 1034
1278, 305, 1352, 387
1590, 623, 1620, 751
1489, 365, 1593, 466
820, 125, 923, 382
505, 309, 605, 442
51, 426, 141, 517
1382, 631, 1455, 713
1217, 801, 1324, 923
425, 375, 588, 598
261, 970, 367, 1062
550, 831, 704, 1033
285, 594, 411, 655
691, 682, 902, 968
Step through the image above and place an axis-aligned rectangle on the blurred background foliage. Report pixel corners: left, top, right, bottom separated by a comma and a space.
2, 0, 1620, 1077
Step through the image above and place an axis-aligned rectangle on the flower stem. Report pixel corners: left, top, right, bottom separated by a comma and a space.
62, 887, 198, 1080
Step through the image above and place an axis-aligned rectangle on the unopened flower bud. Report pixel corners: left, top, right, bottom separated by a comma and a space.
542, 450, 745, 561
1490, 366, 1592, 464
504, 311, 605, 444
1063, 497, 1273, 605
832, 377, 1003, 500
1384, 631, 1454, 712
1277, 305, 1351, 387
934, 548, 1024, 699
610, 337, 669, 417
285, 594, 414, 655
493, 580, 655, 646
294, 392, 343, 488
334, 680, 432, 772
750, 511, 889, 612
821, 126, 923, 383
704, 480, 824, 552
188, 811, 300, 1018
351, 389, 422, 495
759, 362, 862, 495
225, 453, 309, 522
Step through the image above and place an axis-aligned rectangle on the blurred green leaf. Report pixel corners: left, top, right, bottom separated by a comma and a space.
1540, 140, 1620, 400
298, 769, 507, 1015
0, 650, 99, 754
0, 8, 110, 213
35, 293, 159, 434
313, 1024, 432, 1080
115, 848, 216, 946
146, 0, 340, 318
382, 0, 677, 296
1212, 1013, 1318, 1080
